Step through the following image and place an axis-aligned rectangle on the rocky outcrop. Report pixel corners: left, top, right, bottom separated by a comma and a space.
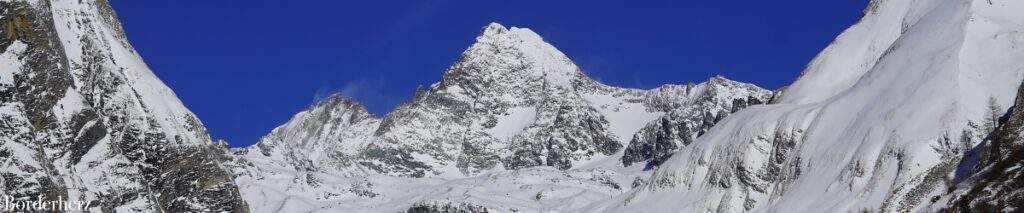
351, 23, 773, 177
228, 23, 771, 211
944, 81, 1024, 212
17, 0, 1018, 212
246, 94, 380, 175
621, 76, 773, 168
1, 0, 246, 211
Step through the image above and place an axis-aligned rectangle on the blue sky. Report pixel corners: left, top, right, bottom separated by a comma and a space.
110, 0, 866, 147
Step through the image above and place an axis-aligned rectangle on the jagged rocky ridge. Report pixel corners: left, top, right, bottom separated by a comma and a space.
0, 0, 246, 212
357, 24, 772, 177
246, 94, 380, 176
228, 23, 773, 211
6, 0, 1024, 212
622, 78, 774, 169
3, 2, 772, 210
593, 0, 1024, 212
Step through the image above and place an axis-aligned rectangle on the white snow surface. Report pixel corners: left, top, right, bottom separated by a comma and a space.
1, 1, 238, 211
231, 23, 771, 211
49, 0, 212, 145
593, 0, 1024, 212
583, 92, 665, 143
485, 106, 538, 140
18, 0, 1016, 211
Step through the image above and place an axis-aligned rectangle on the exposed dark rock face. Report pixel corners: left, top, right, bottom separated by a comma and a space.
227, 23, 772, 211
621, 77, 773, 168
406, 202, 492, 213
358, 23, 624, 176
248, 94, 381, 174
944, 81, 1024, 212
1, 0, 74, 203
1, 0, 247, 211
505, 105, 621, 170
348, 24, 773, 177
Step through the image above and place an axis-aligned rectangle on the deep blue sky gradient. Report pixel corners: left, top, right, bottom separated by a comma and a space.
110, 0, 867, 147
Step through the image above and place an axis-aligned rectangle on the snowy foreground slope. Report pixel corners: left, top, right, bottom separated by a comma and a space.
591, 0, 1024, 212
229, 23, 773, 212
0, 0, 245, 212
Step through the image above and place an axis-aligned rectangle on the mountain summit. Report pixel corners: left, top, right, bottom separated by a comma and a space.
5, 0, 1022, 212
1, 1, 245, 211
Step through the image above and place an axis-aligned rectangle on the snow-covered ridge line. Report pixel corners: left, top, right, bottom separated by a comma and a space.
231, 22, 774, 212
594, 0, 1024, 212
2, 0, 247, 211
14, 0, 1020, 211
240, 21, 774, 176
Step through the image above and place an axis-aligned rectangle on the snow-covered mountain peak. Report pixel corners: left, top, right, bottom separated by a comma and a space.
703, 76, 772, 98
254, 93, 377, 150
439, 23, 585, 92
480, 22, 508, 36
475, 22, 545, 44
706, 75, 736, 85
311, 93, 375, 118
312, 21, 774, 178
221, 17, 775, 208
244, 93, 381, 175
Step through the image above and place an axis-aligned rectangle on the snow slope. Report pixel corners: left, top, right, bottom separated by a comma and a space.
596, 0, 1024, 212
345, 23, 773, 178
